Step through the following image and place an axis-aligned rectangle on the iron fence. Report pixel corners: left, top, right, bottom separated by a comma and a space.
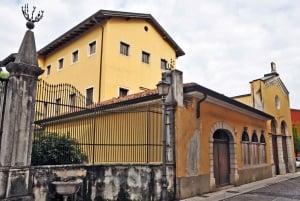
33, 80, 163, 165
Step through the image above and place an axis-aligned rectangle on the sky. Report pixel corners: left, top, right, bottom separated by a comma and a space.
0, 0, 299, 108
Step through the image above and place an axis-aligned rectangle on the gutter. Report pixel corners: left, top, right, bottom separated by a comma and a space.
98, 25, 104, 102
196, 93, 207, 118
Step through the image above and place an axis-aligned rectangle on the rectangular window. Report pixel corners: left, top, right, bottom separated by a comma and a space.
46, 65, 51, 76
86, 87, 94, 106
161, 59, 167, 70
88, 41, 96, 55
55, 98, 61, 115
119, 87, 129, 97
58, 58, 64, 70
120, 42, 129, 56
72, 50, 79, 63
142, 51, 150, 64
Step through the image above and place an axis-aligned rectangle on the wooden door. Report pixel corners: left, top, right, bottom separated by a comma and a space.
213, 131, 230, 187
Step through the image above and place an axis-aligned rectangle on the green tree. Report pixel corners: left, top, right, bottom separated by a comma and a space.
293, 125, 300, 155
31, 132, 86, 165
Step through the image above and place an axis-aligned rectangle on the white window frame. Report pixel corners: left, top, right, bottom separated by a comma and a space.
120, 41, 130, 56
85, 87, 94, 106
57, 57, 64, 71
118, 87, 130, 97
142, 51, 150, 64
71, 49, 79, 64
46, 65, 51, 76
88, 40, 97, 56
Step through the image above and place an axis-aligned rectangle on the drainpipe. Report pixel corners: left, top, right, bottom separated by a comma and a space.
98, 25, 104, 102
196, 93, 207, 118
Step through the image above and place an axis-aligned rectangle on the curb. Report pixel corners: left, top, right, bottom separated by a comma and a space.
180, 172, 300, 201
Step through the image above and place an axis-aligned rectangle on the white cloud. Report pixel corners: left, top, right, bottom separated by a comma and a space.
1, 0, 299, 108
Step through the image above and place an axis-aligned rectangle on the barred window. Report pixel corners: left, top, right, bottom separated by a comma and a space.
251, 132, 259, 165
120, 42, 129, 56
86, 87, 94, 106
242, 130, 250, 166
72, 50, 79, 63
259, 133, 266, 163
119, 87, 129, 97
58, 58, 64, 70
161, 59, 167, 70
142, 51, 150, 64
89, 41, 96, 55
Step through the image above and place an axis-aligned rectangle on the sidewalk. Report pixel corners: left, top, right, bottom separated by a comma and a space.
180, 172, 300, 201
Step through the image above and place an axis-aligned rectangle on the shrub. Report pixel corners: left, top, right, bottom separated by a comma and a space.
31, 132, 86, 165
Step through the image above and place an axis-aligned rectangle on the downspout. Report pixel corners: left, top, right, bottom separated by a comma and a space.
196, 93, 207, 118
98, 25, 104, 102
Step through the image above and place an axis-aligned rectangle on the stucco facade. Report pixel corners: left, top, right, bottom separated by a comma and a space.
37, 10, 184, 104
233, 62, 295, 176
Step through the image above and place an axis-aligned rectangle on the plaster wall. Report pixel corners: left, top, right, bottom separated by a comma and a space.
32, 164, 174, 201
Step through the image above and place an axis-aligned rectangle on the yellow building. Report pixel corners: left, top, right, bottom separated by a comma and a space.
37, 10, 184, 105
233, 62, 295, 175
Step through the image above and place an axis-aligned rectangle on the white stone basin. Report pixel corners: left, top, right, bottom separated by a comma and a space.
52, 180, 82, 195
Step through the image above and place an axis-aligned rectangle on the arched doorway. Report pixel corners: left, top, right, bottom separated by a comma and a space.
213, 129, 230, 187
271, 119, 279, 175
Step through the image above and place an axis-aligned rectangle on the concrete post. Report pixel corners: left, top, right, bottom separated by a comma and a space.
0, 27, 43, 200
268, 133, 276, 176
286, 136, 296, 173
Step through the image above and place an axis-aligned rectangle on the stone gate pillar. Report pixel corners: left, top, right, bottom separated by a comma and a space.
0, 6, 44, 200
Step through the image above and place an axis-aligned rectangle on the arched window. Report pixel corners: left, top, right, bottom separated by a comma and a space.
251, 131, 259, 164
251, 132, 258, 142
259, 132, 266, 163
242, 131, 249, 141
241, 128, 250, 166
281, 121, 287, 135
271, 119, 277, 134
275, 95, 280, 110
260, 134, 266, 143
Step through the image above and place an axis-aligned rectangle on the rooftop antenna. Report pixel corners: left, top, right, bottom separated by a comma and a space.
21, 3, 44, 30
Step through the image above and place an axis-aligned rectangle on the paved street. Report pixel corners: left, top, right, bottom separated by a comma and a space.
223, 176, 300, 201
181, 172, 300, 201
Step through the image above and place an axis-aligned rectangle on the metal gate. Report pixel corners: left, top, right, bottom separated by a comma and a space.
33, 80, 163, 165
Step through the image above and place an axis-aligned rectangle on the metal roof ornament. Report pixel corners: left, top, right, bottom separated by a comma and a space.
22, 4, 44, 30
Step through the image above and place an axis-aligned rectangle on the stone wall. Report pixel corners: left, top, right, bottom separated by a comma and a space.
237, 165, 272, 186
32, 164, 174, 201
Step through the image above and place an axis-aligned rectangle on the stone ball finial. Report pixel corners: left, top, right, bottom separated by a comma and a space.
22, 4, 44, 30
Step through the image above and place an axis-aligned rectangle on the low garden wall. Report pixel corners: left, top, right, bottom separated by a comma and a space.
32, 164, 174, 201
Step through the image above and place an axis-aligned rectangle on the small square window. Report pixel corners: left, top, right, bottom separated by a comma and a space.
72, 50, 79, 63
119, 88, 129, 97
161, 59, 167, 70
46, 65, 51, 76
58, 58, 64, 70
89, 41, 96, 55
142, 51, 150, 64
86, 87, 94, 106
120, 42, 129, 56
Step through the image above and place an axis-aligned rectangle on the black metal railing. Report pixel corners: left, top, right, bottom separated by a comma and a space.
33, 80, 163, 165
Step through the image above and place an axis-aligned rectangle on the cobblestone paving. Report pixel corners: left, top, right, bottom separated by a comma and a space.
223, 177, 300, 201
